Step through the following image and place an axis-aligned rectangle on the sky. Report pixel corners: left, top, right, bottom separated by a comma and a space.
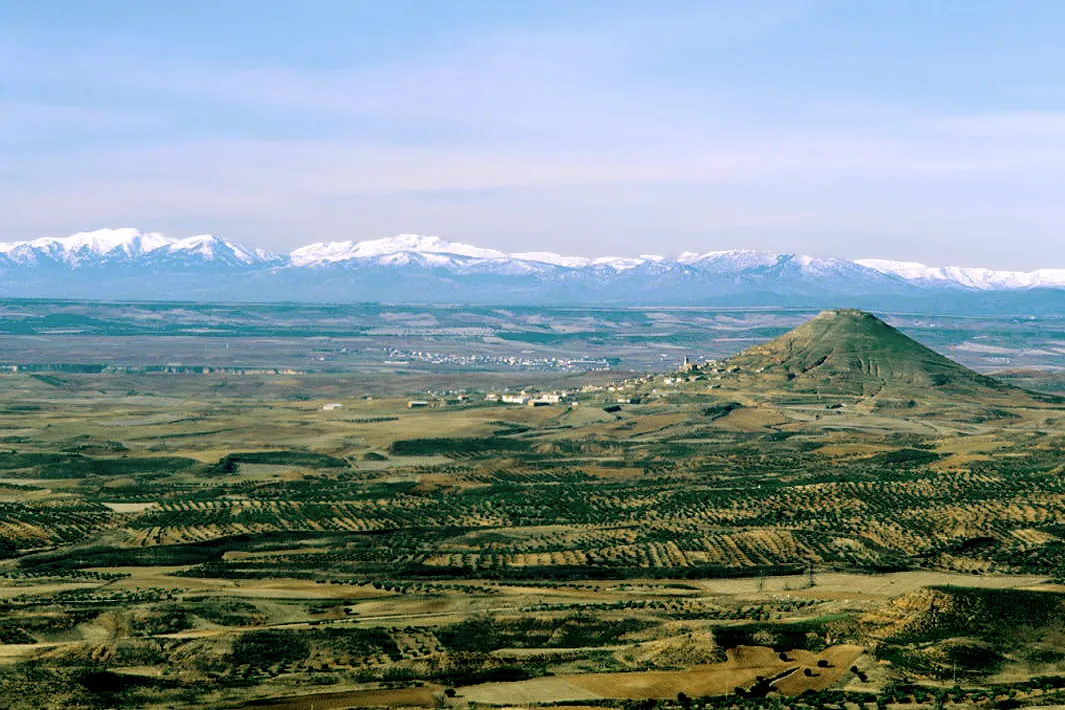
2, 0, 1065, 268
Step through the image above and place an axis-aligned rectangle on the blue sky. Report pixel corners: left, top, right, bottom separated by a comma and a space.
3, 1, 1065, 267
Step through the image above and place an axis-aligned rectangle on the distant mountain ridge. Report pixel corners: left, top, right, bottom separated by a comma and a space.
2, 227, 1065, 308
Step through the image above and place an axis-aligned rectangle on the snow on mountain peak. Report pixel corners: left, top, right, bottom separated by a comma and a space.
856, 258, 1065, 290
354, 234, 505, 259
290, 233, 506, 266
0, 228, 173, 265
165, 234, 276, 264
855, 259, 939, 280
58, 228, 169, 252
510, 252, 592, 268
0, 228, 275, 267
289, 235, 666, 270
676, 249, 780, 270
790, 253, 858, 273
592, 256, 648, 270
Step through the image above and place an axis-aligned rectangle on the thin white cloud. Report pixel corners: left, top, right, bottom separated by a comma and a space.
937, 110, 1065, 139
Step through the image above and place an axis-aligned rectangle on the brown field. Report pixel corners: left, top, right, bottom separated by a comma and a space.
237, 685, 444, 709
464, 644, 865, 703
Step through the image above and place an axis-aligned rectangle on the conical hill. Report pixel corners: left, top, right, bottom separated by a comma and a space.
722, 309, 1032, 402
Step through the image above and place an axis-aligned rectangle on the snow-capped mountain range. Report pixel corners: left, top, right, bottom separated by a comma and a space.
2, 228, 1064, 308
0, 228, 276, 268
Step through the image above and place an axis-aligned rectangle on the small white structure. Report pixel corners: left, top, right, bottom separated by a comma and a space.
321, 403, 344, 411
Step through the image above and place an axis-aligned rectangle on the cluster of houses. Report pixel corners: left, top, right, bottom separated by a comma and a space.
407, 393, 472, 408
400, 356, 726, 411
586, 354, 747, 400
404, 390, 573, 408
383, 347, 612, 372
484, 390, 573, 406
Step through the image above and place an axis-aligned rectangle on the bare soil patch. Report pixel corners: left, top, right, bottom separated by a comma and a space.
238, 685, 443, 709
